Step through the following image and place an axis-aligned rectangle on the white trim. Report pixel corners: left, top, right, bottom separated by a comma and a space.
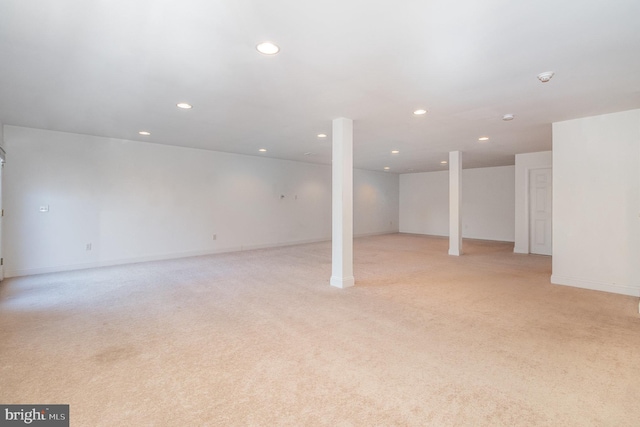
514, 166, 533, 253
5, 238, 324, 278
329, 275, 355, 288
527, 167, 553, 255
518, 166, 553, 254
4, 233, 399, 278
551, 274, 640, 297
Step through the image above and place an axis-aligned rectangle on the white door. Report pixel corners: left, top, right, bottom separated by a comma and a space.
0, 160, 3, 280
529, 168, 552, 255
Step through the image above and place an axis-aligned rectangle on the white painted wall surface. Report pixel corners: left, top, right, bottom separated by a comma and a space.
552, 109, 640, 297
0, 124, 4, 281
514, 151, 552, 253
354, 169, 399, 236
399, 166, 515, 242
399, 170, 449, 236
2, 126, 399, 277
462, 166, 515, 242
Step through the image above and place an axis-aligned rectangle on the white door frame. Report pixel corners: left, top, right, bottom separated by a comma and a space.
526, 167, 552, 255
0, 155, 4, 281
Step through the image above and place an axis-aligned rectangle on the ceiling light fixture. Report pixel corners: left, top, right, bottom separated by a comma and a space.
259, 148, 267, 152
384, 166, 390, 170
256, 42, 280, 55
317, 133, 327, 138
440, 160, 448, 164
391, 150, 400, 154
503, 114, 514, 121
478, 137, 489, 141
537, 71, 555, 83
177, 103, 192, 109
138, 131, 151, 136
413, 109, 427, 115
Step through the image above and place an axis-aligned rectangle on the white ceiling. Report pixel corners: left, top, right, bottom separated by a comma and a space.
1, 0, 639, 173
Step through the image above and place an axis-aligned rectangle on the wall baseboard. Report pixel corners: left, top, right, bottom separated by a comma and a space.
513, 245, 529, 254
398, 231, 515, 244
5, 233, 399, 278
5, 247, 240, 278
551, 274, 640, 297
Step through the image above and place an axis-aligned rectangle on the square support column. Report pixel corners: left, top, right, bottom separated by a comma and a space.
330, 118, 355, 288
449, 150, 463, 256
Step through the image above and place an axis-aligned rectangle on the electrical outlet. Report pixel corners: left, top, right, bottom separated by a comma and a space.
212, 234, 217, 240
86, 243, 92, 251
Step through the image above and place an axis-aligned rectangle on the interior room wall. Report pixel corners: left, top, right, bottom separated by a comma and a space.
0, 124, 4, 281
552, 109, 640, 297
354, 169, 399, 236
399, 170, 449, 236
2, 126, 399, 277
514, 151, 552, 253
399, 165, 515, 242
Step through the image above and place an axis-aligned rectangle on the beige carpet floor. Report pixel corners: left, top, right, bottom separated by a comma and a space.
1, 233, 639, 426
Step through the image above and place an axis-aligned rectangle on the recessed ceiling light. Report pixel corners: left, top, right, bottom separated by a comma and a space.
177, 103, 192, 109
391, 150, 400, 154
138, 131, 151, 136
440, 160, 448, 164
317, 133, 327, 138
413, 109, 427, 115
259, 148, 267, 152
384, 166, 390, 170
503, 114, 514, 121
478, 137, 489, 141
256, 42, 280, 55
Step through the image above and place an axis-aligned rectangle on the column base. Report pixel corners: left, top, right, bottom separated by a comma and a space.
330, 275, 355, 289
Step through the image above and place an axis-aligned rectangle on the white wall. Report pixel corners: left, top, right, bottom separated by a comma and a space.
0, 124, 4, 281
551, 109, 640, 297
399, 170, 449, 236
399, 165, 515, 242
514, 151, 552, 253
2, 126, 399, 277
354, 169, 399, 236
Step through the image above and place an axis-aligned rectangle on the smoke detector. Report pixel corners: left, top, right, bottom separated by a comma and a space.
537, 71, 555, 83
503, 114, 514, 121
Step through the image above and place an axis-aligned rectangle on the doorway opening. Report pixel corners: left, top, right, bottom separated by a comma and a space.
528, 167, 552, 255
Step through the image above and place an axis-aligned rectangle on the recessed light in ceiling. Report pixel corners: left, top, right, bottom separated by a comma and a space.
256, 42, 280, 55
391, 150, 400, 154
259, 148, 267, 152
440, 160, 448, 164
177, 103, 192, 109
317, 133, 327, 138
478, 137, 489, 141
537, 71, 555, 83
413, 109, 427, 115
503, 114, 514, 121
384, 166, 390, 170
138, 131, 151, 136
